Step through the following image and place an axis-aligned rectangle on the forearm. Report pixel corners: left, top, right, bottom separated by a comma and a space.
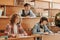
24, 31, 28, 36
33, 31, 44, 34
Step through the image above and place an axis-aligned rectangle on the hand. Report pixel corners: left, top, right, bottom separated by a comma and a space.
26, 16, 30, 17
17, 34, 25, 36
24, 31, 28, 36
10, 34, 16, 37
16, 34, 27, 38
44, 32, 49, 35
24, 33, 28, 36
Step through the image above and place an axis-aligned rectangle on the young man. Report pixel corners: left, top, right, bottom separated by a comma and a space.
32, 17, 53, 40
18, 3, 36, 17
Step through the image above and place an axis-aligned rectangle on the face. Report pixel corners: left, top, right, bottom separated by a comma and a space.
41, 21, 48, 25
15, 16, 20, 24
24, 5, 31, 11
57, 16, 60, 20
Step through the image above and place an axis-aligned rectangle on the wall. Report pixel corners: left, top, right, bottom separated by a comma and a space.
0, 0, 14, 5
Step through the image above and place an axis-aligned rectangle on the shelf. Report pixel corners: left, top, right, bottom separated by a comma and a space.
52, 3, 60, 9
0, 16, 9, 19
0, 5, 23, 7
35, 1, 49, 9
35, 0, 51, 3
0, 16, 40, 19
44, 8, 60, 10
35, 0, 60, 3
34, 8, 60, 10
21, 17, 40, 19
0, 16, 55, 19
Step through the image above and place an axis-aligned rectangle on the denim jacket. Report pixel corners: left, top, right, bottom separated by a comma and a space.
32, 23, 53, 34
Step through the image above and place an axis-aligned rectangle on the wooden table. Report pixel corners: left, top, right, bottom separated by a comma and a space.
32, 34, 60, 40
1, 34, 60, 40
42, 33, 60, 40
8, 36, 34, 40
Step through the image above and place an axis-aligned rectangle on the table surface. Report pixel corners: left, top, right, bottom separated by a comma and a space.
0, 33, 60, 40
42, 33, 60, 40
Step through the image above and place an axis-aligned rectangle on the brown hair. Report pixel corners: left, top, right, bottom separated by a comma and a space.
10, 14, 20, 25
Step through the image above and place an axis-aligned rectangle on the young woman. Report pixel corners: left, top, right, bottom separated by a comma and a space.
5, 14, 27, 37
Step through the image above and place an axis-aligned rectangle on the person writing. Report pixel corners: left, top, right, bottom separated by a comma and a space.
32, 17, 53, 40
5, 14, 27, 37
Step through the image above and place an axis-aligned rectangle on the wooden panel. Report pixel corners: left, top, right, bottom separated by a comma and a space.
8, 38, 34, 40
21, 17, 40, 35
6, 6, 23, 16
49, 10, 60, 17
53, 0, 60, 3
8, 36, 34, 40
44, 0, 52, 1
35, 1, 49, 9
42, 34, 60, 40
53, 3, 60, 9
0, 36, 34, 40
21, 18, 40, 29
50, 26, 60, 33
0, 0, 14, 5
35, 0, 52, 2
0, 18, 9, 30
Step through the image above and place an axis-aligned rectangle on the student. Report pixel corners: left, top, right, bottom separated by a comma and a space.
55, 12, 60, 27
5, 14, 27, 37
32, 17, 53, 40
18, 3, 36, 17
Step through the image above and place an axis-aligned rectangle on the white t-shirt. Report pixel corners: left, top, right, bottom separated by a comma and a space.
14, 24, 18, 34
